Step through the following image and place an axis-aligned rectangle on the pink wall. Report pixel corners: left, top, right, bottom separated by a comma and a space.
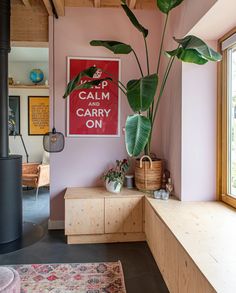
181, 41, 217, 201
169, 0, 217, 37
49, 8, 161, 221
156, 0, 218, 200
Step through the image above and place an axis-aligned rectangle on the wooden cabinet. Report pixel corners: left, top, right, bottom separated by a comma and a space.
64, 187, 145, 244
65, 198, 104, 235
105, 197, 143, 233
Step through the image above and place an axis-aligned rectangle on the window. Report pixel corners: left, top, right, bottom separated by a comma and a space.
228, 46, 236, 197
218, 29, 236, 208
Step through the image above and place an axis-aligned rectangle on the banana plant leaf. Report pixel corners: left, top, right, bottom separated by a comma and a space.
125, 114, 151, 157
63, 66, 98, 98
121, 1, 148, 38
174, 35, 222, 62
166, 48, 208, 65
127, 74, 158, 112
165, 35, 222, 65
156, 0, 184, 14
76, 78, 112, 89
90, 40, 133, 54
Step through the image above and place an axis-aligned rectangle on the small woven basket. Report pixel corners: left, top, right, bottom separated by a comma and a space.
135, 155, 163, 191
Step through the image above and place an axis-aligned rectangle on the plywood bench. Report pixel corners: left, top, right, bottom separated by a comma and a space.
64, 187, 236, 292
145, 197, 236, 293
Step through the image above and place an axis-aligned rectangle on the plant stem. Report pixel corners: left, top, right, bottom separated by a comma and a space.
156, 13, 169, 75
113, 83, 127, 95
132, 50, 144, 77
148, 56, 175, 149
148, 13, 169, 133
144, 37, 150, 75
152, 55, 175, 125
144, 36, 152, 151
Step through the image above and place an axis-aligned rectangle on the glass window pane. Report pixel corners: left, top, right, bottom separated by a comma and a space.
229, 46, 236, 197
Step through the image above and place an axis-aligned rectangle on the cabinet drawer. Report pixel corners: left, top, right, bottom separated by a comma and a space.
65, 198, 104, 235
105, 197, 143, 233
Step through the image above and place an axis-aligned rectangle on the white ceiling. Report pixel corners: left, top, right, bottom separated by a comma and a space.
190, 0, 236, 40
9, 47, 49, 62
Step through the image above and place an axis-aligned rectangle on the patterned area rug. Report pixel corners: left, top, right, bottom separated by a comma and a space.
11, 262, 126, 293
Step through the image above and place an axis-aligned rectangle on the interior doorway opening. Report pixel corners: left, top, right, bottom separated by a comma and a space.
8, 45, 50, 228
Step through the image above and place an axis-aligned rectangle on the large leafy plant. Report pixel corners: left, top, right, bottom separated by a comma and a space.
63, 0, 221, 157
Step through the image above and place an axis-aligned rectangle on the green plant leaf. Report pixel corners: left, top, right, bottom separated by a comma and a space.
121, 1, 148, 38
156, 0, 184, 14
165, 35, 222, 65
63, 66, 98, 98
174, 35, 222, 62
125, 114, 151, 157
166, 48, 208, 64
127, 74, 158, 112
90, 40, 133, 54
165, 48, 179, 57
178, 48, 209, 64
76, 78, 112, 89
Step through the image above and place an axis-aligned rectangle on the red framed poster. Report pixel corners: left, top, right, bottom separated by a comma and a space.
67, 57, 120, 137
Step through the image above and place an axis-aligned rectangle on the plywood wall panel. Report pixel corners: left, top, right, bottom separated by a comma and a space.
65, 0, 156, 9
65, 0, 94, 7
101, 0, 120, 8
11, 0, 48, 42
136, 0, 156, 9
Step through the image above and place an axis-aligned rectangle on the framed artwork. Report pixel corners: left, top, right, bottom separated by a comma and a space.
9, 96, 20, 136
28, 96, 49, 135
67, 57, 120, 137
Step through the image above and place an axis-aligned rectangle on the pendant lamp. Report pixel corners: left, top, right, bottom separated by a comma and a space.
43, 15, 65, 153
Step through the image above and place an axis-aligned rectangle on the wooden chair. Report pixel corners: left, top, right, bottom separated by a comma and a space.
22, 163, 50, 200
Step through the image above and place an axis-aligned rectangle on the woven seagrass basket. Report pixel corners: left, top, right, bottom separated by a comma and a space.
135, 155, 163, 191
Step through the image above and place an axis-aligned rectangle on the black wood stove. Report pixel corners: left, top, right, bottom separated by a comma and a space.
0, 0, 22, 244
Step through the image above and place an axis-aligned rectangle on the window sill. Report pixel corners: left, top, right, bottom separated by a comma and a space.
222, 194, 236, 209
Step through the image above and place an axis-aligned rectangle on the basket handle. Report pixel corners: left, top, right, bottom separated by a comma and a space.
140, 155, 153, 169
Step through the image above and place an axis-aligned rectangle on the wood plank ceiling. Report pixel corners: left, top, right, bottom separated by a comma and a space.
11, 0, 156, 43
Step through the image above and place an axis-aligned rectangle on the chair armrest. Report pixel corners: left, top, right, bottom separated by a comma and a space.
22, 173, 38, 187
22, 174, 39, 179
37, 164, 50, 187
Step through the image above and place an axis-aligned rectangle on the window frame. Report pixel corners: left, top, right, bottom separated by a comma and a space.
218, 27, 236, 209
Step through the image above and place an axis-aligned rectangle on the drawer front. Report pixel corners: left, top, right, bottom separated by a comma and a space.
105, 197, 143, 233
65, 198, 104, 235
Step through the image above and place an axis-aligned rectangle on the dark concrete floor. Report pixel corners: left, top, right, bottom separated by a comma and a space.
0, 189, 169, 293
23, 187, 49, 226
0, 231, 169, 293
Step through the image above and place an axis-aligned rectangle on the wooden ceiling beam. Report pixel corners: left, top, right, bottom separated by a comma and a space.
94, 0, 101, 8
52, 0, 65, 16
42, 0, 53, 15
129, 0, 137, 9
21, 0, 31, 8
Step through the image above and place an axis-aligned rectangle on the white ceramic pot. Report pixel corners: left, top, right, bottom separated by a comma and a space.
105, 179, 122, 193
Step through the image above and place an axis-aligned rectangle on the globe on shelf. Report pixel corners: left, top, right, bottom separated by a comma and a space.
29, 69, 44, 84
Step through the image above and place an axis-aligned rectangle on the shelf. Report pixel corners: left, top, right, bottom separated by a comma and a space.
9, 84, 49, 89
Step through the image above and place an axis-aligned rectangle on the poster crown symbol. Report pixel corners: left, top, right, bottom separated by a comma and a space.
93, 68, 102, 79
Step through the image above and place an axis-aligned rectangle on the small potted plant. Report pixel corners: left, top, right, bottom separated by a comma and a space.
103, 159, 129, 193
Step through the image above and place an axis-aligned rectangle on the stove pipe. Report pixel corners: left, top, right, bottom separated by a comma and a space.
0, 0, 10, 157
0, 0, 23, 244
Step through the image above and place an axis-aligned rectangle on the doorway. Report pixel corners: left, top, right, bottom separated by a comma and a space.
8, 46, 50, 228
